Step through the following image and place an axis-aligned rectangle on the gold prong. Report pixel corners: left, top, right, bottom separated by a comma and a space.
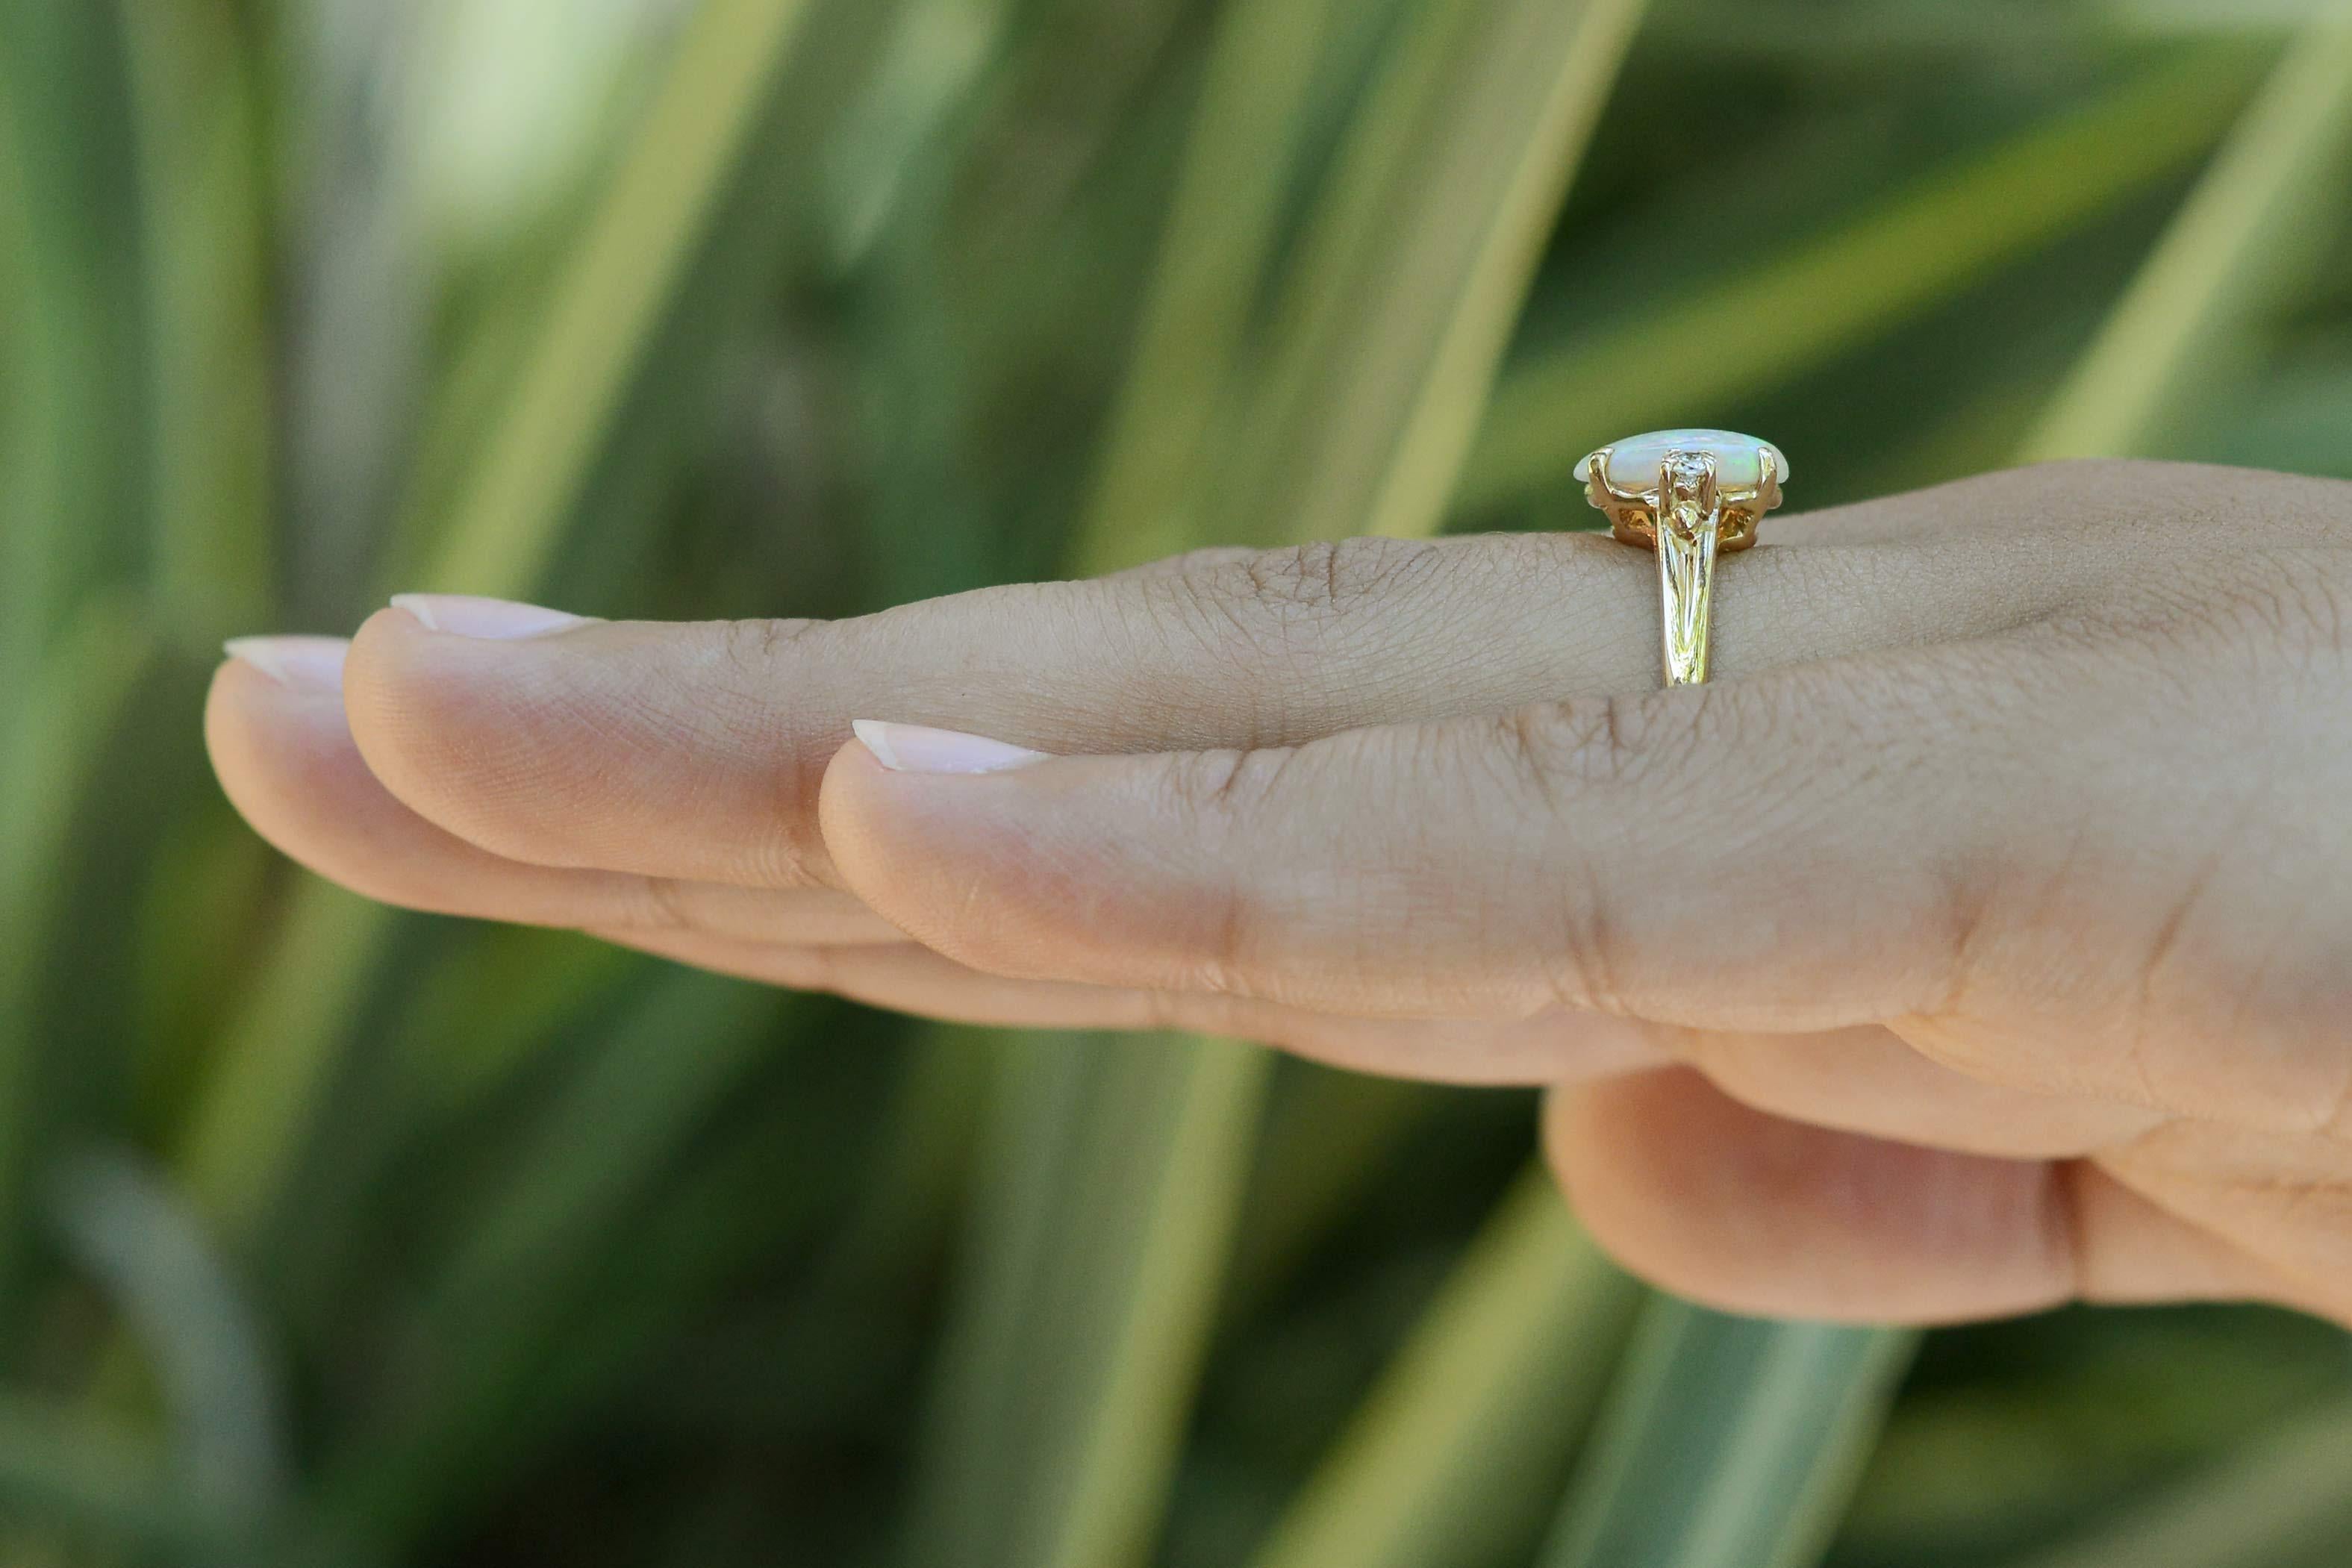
1754, 446, 1782, 513
1653, 449, 1723, 686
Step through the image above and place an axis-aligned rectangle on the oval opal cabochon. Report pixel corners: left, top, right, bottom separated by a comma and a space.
1573, 429, 1789, 490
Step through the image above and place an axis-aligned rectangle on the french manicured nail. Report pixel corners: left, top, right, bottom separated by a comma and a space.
222, 636, 349, 689
852, 720, 1052, 775
389, 593, 588, 640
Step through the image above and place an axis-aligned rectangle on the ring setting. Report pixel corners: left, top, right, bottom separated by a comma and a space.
1576, 429, 1789, 687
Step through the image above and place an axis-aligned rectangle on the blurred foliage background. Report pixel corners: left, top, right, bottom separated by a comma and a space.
3, 0, 2352, 1563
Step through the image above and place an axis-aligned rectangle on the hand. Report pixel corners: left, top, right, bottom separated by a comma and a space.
209, 460, 2352, 1326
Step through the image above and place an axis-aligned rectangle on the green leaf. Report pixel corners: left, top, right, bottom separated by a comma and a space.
1222, 1069, 1438, 1319
172, 885, 395, 1235
1539, 1303, 1918, 1568
2027, 16, 2352, 459
1991, 1394, 2352, 1568
172, 0, 826, 1243
1216, 0, 1653, 545
0, 0, 152, 684
1655, 0, 2330, 54
0, 1388, 355, 1564
0, 1390, 211, 1549
119, 0, 274, 643
318, 972, 786, 1541
1248, 1168, 1641, 1568
901, 1033, 1271, 1568
47, 1146, 289, 1519
820, 0, 1021, 272
1460, 51, 2260, 513
0, 599, 154, 1333
421, 0, 821, 596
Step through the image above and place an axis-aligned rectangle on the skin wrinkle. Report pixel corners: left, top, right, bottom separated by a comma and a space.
2129, 808, 2245, 1096
2312, 992, 2352, 1145
2306, 566, 2349, 660
1197, 744, 1303, 999
1489, 704, 1631, 1018
1150, 565, 1331, 745
1671, 1026, 2164, 1159
2046, 1158, 2094, 1304
2091, 1146, 2352, 1316
628, 872, 703, 935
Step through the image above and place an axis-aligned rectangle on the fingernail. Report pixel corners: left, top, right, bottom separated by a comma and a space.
389, 593, 588, 640
222, 636, 349, 689
852, 720, 1052, 775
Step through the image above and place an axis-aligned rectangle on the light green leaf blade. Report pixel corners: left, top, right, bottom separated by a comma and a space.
172, 0, 825, 1242
900, 1034, 1271, 1568
1248, 1167, 1641, 1568
1217, 0, 1653, 546
0, 599, 155, 1331
2027, 14, 2352, 459
820, 0, 1020, 273
47, 1146, 290, 1519
0, 1, 153, 682
422, 0, 820, 596
1539, 1303, 1918, 1568
1462, 52, 2259, 513
172, 883, 394, 1234
121, 0, 274, 643
1070, 0, 1347, 574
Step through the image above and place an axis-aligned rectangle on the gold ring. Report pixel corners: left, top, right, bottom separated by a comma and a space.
1575, 429, 1789, 687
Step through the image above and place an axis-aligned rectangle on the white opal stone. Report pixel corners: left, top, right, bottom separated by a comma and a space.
1574, 428, 1788, 491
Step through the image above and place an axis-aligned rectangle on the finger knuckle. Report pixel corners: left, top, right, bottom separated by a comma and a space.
1156, 744, 1299, 822
718, 616, 825, 672
1469, 704, 1643, 1011
1482, 686, 1803, 1012
1164, 537, 1444, 643
1487, 691, 1682, 797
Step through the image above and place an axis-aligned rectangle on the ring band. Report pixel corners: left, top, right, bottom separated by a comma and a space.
1575, 429, 1789, 687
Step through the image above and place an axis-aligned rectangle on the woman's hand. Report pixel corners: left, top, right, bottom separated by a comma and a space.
208, 459, 2352, 1326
